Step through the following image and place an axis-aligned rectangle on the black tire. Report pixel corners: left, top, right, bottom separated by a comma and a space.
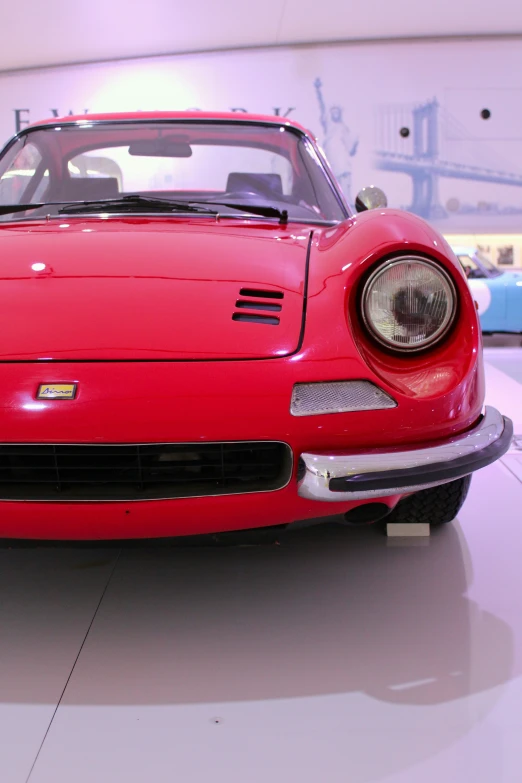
385, 475, 472, 527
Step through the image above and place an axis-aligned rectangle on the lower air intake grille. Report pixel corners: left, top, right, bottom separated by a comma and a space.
290, 381, 397, 416
0, 442, 292, 501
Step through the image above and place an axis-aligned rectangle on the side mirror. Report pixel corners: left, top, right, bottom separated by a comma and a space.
355, 186, 388, 213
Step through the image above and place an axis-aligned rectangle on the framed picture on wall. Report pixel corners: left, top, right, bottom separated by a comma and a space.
497, 246, 514, 266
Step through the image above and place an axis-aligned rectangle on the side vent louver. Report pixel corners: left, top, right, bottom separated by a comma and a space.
232, 313, 280, 325
233, 288, 284, 326
239, 288, 284, 300
235, 300, 282, 312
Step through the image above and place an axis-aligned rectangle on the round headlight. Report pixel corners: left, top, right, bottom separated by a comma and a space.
361, 257, 457, 352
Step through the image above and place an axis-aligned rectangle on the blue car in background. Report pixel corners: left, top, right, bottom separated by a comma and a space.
452, 246, 522, 334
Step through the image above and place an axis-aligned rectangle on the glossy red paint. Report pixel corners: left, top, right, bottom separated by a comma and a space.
0, 219, 309, 360
310, 209, 483, 405
0, 113, 486, 539
0, 349, 475, 540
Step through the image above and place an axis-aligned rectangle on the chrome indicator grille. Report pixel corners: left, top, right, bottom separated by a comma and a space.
291, 381, 397, 416
0, 441, 292, 501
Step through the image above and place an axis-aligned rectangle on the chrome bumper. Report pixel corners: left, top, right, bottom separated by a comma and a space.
298, 406, 513, 502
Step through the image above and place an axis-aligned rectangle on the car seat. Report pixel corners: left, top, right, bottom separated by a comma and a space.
226, 173, 283, 196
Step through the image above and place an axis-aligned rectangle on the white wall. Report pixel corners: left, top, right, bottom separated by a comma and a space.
2, 36, 522, 235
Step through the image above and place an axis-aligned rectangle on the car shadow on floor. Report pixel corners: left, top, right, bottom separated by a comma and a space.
1, 519, 517, 783
4, 519, 509, 710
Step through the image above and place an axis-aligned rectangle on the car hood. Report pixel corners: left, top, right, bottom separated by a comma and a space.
0, 219, 310, 361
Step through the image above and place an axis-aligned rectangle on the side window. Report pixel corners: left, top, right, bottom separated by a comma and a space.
69, 154, 123, 190
32, 170, 50, 202
0, 142, 43, 204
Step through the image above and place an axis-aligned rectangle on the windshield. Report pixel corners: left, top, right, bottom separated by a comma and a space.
0, 121, 347, 223
457, 250, 503, 279
475, 249, 503, 276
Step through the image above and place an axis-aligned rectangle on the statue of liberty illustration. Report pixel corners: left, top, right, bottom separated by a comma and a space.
314, 77, 359, 204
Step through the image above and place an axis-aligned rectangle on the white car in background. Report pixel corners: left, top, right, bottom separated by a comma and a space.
452, 246, 522, 334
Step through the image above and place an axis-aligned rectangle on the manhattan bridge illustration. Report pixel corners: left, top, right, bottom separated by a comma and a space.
376, 98, 522, 219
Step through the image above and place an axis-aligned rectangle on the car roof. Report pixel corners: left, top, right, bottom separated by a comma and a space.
27, 111, 316, 138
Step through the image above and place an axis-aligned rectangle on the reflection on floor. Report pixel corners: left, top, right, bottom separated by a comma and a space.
483, 347, 522, 386
1, 348, 522, 783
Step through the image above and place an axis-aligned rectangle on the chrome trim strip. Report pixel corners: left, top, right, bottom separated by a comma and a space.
298, 406, 512, 501
19, 213, 335, 226
300, 136, 350, 218
18, 117, 309, 134
2, 117, 307, 155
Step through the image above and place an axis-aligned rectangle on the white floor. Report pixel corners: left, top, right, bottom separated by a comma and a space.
1, 350, 522, 783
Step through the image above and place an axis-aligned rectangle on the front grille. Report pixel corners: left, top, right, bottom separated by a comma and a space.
0, 442, 292, 501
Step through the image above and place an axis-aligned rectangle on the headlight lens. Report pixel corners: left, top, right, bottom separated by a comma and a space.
361, 257, 457, 352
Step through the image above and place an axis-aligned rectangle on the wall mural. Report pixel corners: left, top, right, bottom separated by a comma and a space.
376, 97, 522, 222
1, 36, 522, 235
314, 77, 359, 205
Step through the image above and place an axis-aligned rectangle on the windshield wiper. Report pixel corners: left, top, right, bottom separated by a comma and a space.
189, 200, 289, 224
0, 202, 65, 216
0, 196, 214, 217
0, 195, 289, 223
62, 196, 289, 222
58, 195, 219, 215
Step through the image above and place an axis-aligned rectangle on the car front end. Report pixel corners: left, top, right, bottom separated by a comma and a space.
0, 113, 512, 539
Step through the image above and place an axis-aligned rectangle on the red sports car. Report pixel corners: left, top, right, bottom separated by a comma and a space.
0, 112, 512, 539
